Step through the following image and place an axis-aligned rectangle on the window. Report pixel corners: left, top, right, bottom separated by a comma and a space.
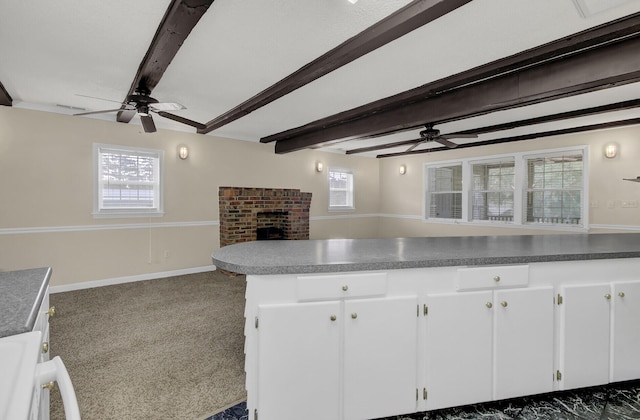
93, 144, 163, 217
471, 159, 515, 222
524, 152, 583, 226
328, 168, 354, 210
424, 147, 587, 230
426, 164, 462, 219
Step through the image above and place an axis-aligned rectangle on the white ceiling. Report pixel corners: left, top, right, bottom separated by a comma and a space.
2, 0, 640, 157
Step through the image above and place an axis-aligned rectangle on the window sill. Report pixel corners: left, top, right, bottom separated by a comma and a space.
92, 211, 164, 219
328, 207, 355, 212
423, 218, 588, 232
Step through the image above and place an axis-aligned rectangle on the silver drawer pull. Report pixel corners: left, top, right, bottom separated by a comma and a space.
342, 285, 349, 291
494, 276, 501, 282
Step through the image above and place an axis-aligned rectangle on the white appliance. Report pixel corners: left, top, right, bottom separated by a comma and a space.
0, 331, 80, 420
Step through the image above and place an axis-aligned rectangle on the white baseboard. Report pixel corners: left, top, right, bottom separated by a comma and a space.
50, 265, 217, 294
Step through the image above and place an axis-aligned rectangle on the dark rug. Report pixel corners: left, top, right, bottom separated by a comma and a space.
205, 380, 640, 420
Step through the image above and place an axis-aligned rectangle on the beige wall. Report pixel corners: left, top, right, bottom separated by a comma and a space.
1, 107, 639, 287
0, 107, 380, 286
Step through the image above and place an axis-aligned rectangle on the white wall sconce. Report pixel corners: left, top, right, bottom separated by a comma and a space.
347, 0, 358, 3
399, 164, 407, 175
316, 161, 324, 173
178, 145, 189, 160
604, 143, 618, 159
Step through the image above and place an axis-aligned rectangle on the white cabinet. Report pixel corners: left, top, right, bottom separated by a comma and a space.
257, 295, 417, 420
558, 283, 611, 390
34, 288, 53, 420
424, 290, 493, 410
493, 287, 554, 400
425, 286, 554, 410
245, 259, 640, 420
611, 280, 640, 382
257, 301, 341, 420
343, 297, 417, 420
557, 280, 640, 388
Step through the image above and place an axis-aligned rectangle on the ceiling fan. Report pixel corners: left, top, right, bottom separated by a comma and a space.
74, 93, 204, 133
405, 123, 478, 152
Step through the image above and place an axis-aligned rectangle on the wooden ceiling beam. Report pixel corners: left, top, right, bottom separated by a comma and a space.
376, 118, 640, 158
197, 0, 472, 134
345, 98, 640, 154
266, 12, 640, 153
0, 81, 12, 106
117, 0, 214, 123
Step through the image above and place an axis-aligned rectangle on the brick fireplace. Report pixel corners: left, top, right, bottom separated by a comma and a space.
218, 187, 312, 247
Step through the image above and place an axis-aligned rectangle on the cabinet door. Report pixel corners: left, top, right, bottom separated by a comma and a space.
425, 291, 493, 411
611, 280, 640, 382
494, 287, 554, 400
343, 296, 418, 420
558, 284, 611, 390
258, 301, 341, 420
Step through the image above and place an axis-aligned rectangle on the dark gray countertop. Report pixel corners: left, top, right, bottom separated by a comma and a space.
211, 233, 640, 275
0, 267, 51, 338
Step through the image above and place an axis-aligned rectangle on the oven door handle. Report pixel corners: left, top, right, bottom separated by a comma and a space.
36, 356, 81, 420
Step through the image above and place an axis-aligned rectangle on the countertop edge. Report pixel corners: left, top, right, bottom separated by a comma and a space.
213, 248, 640, 276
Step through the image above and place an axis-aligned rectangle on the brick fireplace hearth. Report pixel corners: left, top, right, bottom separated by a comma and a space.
218, 187, 312, 247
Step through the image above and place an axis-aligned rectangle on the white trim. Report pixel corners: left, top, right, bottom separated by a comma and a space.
589, 224, 640, 231
311, 213, 380, 221
328, 167, 355, 211
7, 215, 636, 236
0, 221, 218, 235
93, 143, 164, 218
50, 265, 217, 293
378, 214, 423, 220
423, 145, 589, 230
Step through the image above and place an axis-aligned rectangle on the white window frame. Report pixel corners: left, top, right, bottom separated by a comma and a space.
93, 143, 164, 218
328, 167, 355, 211
423, 146, 588, 231
424, 162, 463, 221
470, 158, 516, 223
522, 149, 586, 227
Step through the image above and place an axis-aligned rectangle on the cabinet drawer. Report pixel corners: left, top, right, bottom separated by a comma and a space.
297, 272, 387, 301
457, 265, 528, 291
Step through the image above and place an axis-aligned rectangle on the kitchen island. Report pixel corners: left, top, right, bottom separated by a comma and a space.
212, 233, 640, 420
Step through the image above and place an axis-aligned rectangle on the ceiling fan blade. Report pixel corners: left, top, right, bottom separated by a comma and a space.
150, 102, 186, 112
434, 137, 459, 148
74, 108, 124, 116
441, 133, 478, 139
156, 111, 205, 130
140, 115, 157, 133
75, 94, 127, 105
405, 141, 423, 152
117, 108, 137, 123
